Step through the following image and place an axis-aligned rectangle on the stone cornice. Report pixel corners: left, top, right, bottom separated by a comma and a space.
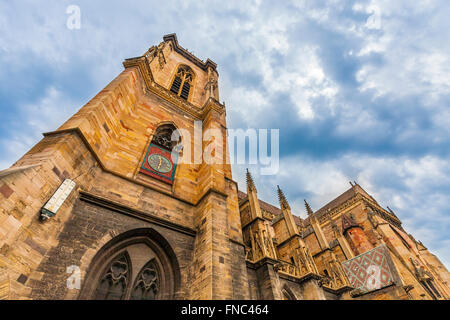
162, 33, 217, 71
246, 257, 279, 270
278, 271, 322, 284
196, 187, 229, 206
321, 284, 353, 295
241, 216, 266, 230
361, 197, 402, 228
276, 233, 302, 248
229, 238, 246, 247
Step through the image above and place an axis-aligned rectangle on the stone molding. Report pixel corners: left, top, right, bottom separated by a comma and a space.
79, 190, 197, 237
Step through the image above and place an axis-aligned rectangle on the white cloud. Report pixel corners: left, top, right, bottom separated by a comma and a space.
0, 86, 78, 170
353, 0, 450, 100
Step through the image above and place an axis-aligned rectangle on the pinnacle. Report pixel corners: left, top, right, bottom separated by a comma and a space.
304, 199, 314, 216
246, 168, 256, 191
277, 185, 290, 210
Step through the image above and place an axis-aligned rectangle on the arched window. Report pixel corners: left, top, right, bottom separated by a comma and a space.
170, 65, 194, 100
131, 259, 160, 300
151, 123, 180, 151
80, 229, 181, 300
139, 123, 181, 184
94, 252, 130, 300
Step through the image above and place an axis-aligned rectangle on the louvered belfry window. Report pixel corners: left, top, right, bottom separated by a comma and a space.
170, 65, 193, 100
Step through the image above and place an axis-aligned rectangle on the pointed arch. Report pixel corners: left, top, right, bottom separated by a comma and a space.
139, 121, 182, 184
151, 122, 181, 151
93, 251, 131, 300
131, 259, 160, 300
79, 228, 181, 300
170, 64, 195, 100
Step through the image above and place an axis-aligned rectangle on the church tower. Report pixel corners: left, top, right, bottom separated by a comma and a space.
0, 34, 249, 300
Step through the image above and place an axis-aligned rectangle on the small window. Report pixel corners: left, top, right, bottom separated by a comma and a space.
151, 123, 179, 151
170, 65, 194, 100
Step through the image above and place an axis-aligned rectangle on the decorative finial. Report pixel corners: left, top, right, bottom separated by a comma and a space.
349, 181, 354, 187
304, 199, 314, 216
387, 206, 399, 218
246, 169, 256, 191
277, 185, 290, 210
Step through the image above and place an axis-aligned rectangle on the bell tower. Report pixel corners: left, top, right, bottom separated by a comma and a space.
0, 34, 249, 300
118, 34, 247, 299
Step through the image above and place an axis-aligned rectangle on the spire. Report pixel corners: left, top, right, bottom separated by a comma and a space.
277, 185, 298, 236
341, 213, 359, 234
246, 168, 262, 219
304, 199, 314, 216
306, 200, 328, 250
277, 185, 290, 210
387, 206, 399, 219
246, 168, 256, 191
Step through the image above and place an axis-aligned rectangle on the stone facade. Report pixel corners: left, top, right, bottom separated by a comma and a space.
0, 34, 449, 300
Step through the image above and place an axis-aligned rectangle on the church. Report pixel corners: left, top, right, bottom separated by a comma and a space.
0, 34, 448, 300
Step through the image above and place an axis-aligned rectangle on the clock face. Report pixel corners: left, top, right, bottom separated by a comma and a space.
147, 153, 173, 173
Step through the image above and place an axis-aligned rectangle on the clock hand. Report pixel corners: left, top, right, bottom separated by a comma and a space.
158, 157, 162, 170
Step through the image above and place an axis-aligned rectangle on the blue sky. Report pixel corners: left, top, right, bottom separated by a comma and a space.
1, 1, 449, 267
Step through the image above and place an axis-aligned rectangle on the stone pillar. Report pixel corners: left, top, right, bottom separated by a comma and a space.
190, 109, 237, 299
255, 259, 282, 300
191, 191, 234, 299
305, 200, 329, 250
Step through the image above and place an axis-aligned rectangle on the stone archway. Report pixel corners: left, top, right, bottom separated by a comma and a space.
78, 228, 181, 300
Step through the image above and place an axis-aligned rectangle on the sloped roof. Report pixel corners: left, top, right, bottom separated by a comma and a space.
312, 187, 356, 219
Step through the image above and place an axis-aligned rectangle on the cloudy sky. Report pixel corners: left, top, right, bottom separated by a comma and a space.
1, 0, 449, 267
